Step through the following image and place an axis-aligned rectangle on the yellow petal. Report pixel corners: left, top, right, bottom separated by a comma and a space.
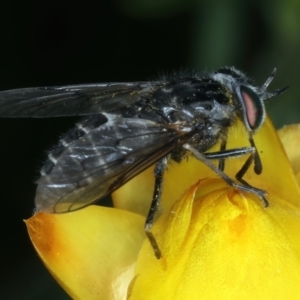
112, 165, 155, 216
278, 124, 300, 174
26, 206, 145, 300
130, 180, 300, 300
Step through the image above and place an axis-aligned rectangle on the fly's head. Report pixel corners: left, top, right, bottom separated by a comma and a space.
212, 67, 288, 136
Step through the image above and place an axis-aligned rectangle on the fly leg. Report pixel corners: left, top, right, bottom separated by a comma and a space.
228, 136, 267, 206
218, 139, 226, 171
235, 136, 263, 183
203, 136, 267, 206
145, 156, 169, 259
204, 146, 255, 160
184, 143, 268, 207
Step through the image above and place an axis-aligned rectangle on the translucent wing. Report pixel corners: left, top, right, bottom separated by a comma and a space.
36, 114, 192, 213
0, 82, 161, 117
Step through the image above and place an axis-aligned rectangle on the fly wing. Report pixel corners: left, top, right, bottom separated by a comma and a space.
36, 114, 192, 213
0, 82, 161, 117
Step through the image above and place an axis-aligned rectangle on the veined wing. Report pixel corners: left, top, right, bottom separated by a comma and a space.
35, 114, 193, 213
0, 82, 162, 117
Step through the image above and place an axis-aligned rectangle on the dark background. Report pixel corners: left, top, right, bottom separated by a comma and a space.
0, 1, 300, 299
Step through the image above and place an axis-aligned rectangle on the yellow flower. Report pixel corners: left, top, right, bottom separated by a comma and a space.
26, 119, 300, 300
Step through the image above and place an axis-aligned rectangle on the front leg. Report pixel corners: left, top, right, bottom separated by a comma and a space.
184, 143, 268, 207
235, 136, 262, 185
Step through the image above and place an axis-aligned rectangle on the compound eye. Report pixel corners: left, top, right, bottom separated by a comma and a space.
238, 85, 265, 131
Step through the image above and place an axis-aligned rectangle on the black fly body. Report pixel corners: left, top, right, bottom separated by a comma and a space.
0, 67, 287, 258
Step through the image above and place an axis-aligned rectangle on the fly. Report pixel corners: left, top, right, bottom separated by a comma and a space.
0, 67, 287, 258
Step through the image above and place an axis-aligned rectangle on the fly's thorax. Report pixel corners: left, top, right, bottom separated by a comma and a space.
168, 121, 224, 162
150, 76, 235, 124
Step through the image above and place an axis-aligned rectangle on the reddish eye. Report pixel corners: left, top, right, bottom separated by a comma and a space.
242, 89, 257, 128
239, 85, 265, 131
